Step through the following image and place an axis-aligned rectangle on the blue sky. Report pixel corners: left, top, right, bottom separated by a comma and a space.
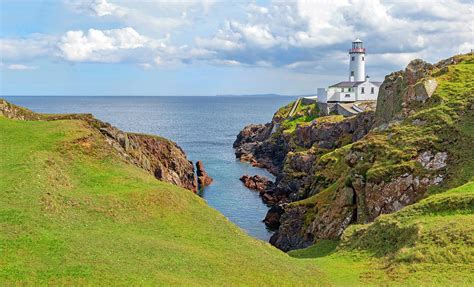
0, 0, 472, 96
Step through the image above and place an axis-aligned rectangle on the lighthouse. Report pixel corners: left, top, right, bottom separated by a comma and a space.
315, 38, 382, 108
348, 38, 365, 82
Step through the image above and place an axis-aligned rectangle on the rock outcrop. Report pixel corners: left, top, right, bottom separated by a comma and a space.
374, 56, 464, 124
233, 123, 283, 175
0, 99, 198, 192
196, 160, 213, 189
239, 174, 278, 204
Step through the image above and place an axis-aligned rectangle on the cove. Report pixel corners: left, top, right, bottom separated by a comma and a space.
4, 95, 295, 241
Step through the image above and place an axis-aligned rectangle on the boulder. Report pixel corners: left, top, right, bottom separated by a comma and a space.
240, 175, 273, 194
417, 151, 448, 170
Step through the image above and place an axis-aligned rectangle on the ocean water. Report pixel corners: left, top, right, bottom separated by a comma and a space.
4, 96, 295, 241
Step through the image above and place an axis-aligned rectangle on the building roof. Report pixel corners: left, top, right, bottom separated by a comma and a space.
329, 81, 383, 88
329, 81, 362, 88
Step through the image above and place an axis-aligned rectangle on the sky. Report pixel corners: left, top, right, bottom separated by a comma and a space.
0, 0, 472, 96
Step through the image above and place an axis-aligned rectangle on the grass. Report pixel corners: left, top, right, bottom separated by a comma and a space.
0, 115, 329, 285
278, 101, 320, 133
288, 240, 339, 258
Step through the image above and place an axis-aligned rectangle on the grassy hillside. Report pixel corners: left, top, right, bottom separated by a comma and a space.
0, 115, 325, 285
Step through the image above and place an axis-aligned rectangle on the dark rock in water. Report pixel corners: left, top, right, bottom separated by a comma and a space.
261, 193, 278, 204
240, 174, 279, 205
196, 160, 213, 189
263, 205, 284, 230
240, 175, 273, 194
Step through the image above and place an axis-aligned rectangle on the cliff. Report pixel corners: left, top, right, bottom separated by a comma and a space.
0, 99, 197, 191
234, 53, 474, 251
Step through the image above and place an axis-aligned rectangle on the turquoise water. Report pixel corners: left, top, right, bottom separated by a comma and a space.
4, 96, 295, 241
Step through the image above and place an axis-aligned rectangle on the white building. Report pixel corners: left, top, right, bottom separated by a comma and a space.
318, 39, 381, 104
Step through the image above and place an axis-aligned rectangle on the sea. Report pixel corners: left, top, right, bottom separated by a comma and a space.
4, 96, 296, 241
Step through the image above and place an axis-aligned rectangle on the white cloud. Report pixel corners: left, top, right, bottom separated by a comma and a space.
247, 4, 269, 15
458, 42, 473, 54
89, 0, 126, 17
58, 27, 150, 62
210, 59, 244, 66
229, 21, 279, 48
138, 63, 153, 70
256, 60, 272, 68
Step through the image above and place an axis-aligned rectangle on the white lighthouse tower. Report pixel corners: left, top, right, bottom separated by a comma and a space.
348, 38, 365, 82
315, 38, 381, 109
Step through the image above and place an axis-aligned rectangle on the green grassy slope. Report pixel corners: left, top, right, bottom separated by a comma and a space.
0, 116, 326, 285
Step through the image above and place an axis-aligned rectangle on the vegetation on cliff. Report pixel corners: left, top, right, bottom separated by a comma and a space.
234, 53, 473, 284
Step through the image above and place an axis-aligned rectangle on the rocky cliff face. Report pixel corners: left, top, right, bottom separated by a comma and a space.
234, 54, 472, 251
0, 99, 198, 192
375, 59, 438, 123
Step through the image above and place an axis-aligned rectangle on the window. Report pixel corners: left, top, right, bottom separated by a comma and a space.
348, 88, 351, 92
351, 56, 354, 61
371, 87, 375, 94
341, 88, 344, 92
361, 87, 365, 94
351, 71, 354, 76
362, 56, 365, 61
345, 94, 351, 98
